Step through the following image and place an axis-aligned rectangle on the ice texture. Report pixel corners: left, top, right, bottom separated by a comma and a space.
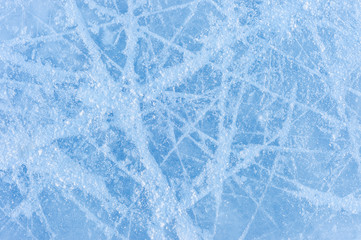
1, 0, 361, 239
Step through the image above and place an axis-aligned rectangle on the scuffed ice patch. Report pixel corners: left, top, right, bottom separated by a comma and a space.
1, 0, 361, 239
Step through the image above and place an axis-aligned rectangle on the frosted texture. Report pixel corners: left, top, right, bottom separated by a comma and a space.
1, 0, 361, 239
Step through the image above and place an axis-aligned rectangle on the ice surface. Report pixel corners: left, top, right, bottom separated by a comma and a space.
0, 0, 361, 239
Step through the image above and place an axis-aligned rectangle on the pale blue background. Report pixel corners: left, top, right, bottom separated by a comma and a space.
0, 0, 361, 239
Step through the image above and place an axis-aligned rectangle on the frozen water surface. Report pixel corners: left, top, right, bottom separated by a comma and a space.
0, 0, 361, 239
